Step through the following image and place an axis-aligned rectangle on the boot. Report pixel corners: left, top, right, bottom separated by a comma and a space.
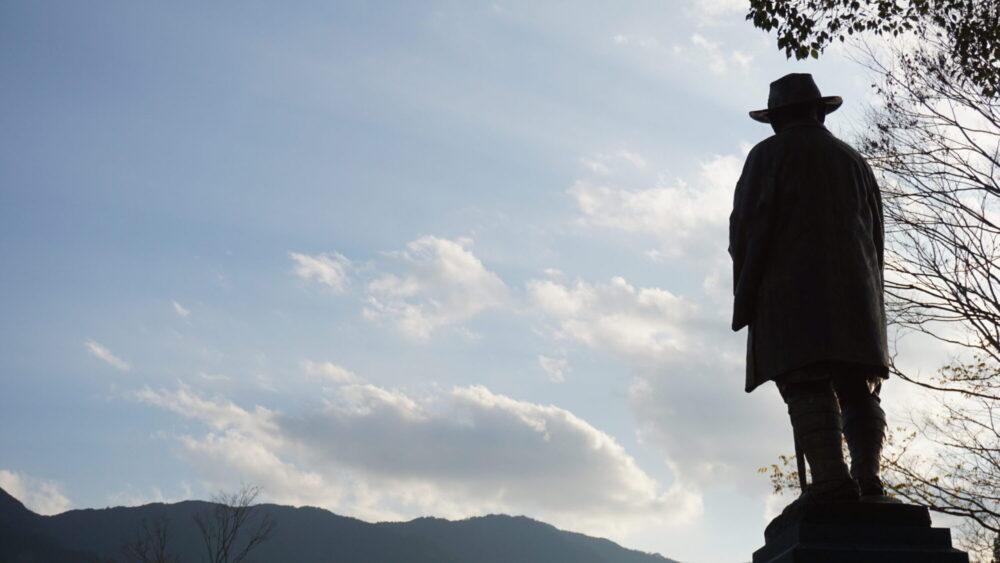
841, 394, 902, 503
776, 385, 860, 520
767, 384, 859, 539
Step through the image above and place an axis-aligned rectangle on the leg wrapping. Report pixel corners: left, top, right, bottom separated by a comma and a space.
835, 377, 889, 495
781, 381, 851, 484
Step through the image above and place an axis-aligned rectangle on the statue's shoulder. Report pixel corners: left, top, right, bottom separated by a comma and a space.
810, 128, 871, 168
745, 134, 781, 161
741, 134, 788, 175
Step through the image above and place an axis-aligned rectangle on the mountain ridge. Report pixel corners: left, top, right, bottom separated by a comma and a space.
0, 486, 682, 563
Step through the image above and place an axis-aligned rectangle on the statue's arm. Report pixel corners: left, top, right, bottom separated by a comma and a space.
729, 148, 777, 331
729, 173, 750, 289
870, 167, 885, 274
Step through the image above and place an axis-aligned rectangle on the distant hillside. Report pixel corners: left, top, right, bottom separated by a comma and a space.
0, 487, 682, 563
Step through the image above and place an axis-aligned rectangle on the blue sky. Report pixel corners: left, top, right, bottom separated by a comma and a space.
0, 2, 951, 562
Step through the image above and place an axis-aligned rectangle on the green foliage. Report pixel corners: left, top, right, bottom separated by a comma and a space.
746, 0, 1000, 96
761, 373, 999, 559
759, 430, 909, 501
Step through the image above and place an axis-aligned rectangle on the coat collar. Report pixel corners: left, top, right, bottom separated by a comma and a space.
778, 121, 830, 134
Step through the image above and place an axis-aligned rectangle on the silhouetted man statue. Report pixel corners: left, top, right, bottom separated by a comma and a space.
729, 74, 898, 519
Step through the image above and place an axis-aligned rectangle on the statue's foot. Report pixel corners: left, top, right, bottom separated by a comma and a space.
765, 478, 859, 539
860, 494, 904, 503
856, 477, 903, 504
784, 477, 860, 513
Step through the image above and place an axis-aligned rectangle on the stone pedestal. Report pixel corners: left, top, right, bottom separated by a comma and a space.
752, 503, 969, 562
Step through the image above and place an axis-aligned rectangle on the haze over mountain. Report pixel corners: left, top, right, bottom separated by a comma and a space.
0, 487, 682, 562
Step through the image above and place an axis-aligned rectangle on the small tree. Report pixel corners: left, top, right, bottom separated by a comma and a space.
194, 484, 276, 563
877, 360, 999, 560
858, 37, 999, 374
853, 26, 999, 562
121, 515, 177, 563
762, 32, 999, 559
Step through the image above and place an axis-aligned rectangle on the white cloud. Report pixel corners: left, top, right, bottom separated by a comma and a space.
570, 152, 742, 259
172, 300, 190, 317
301, 360, 359, 384
0, 470, 71, 515
691, 0, 746, 19
628, 367, 788, 488
290, 251, 353, 293
579, 150, 648, 177
616, 150, 647, 169
364, 236, 509, 340
732, 49, 753, 70
197, 371, 231, 383
581, 157, 612, 175
177, 430, 342, 510
538, 354, 570, 383
610, 34, 662, 49
691, 34, 728, 73
135, 382, 701, 537
106, 482, 193, 507
85, 340, 131, 371
763, 491, 787, 522
135, 384, 279, 437
525, 273, 784, 490
679, 33, 754, 74
526, 276, 702, 363
556, 145, 798, 494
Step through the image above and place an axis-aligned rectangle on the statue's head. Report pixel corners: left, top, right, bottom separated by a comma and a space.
749, 73, 841, 132
767, 101, 827, 133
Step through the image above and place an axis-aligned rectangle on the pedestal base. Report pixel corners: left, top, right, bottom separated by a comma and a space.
753, 503, 969, 563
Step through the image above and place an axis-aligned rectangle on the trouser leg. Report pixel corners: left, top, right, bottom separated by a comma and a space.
778, 379, 852, 485
833, 375, 891, 498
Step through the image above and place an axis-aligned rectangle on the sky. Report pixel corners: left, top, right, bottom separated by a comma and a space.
0, 2, 959, 562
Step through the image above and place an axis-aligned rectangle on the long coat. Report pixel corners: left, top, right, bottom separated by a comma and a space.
728, 122, 889, 392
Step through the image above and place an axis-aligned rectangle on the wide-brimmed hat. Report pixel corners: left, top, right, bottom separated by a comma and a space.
749, 73, 842, 123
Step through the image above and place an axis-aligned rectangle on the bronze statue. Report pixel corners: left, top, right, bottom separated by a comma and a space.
729, 74, 898, 517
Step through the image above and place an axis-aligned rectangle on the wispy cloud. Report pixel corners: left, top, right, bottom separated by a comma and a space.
301, 360, 359, 384
290, 251, 353, 293
580, 150, 648, 176
690, 0, 747, 21
654, 32, 754, 75
106, 482, 193, 508
691, 33, 725, 72
196, 372, 231, 383
172, 300, 191, 318
364, 236, 509, 340
538, 354, 570, 383
85, 340, 131, 371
